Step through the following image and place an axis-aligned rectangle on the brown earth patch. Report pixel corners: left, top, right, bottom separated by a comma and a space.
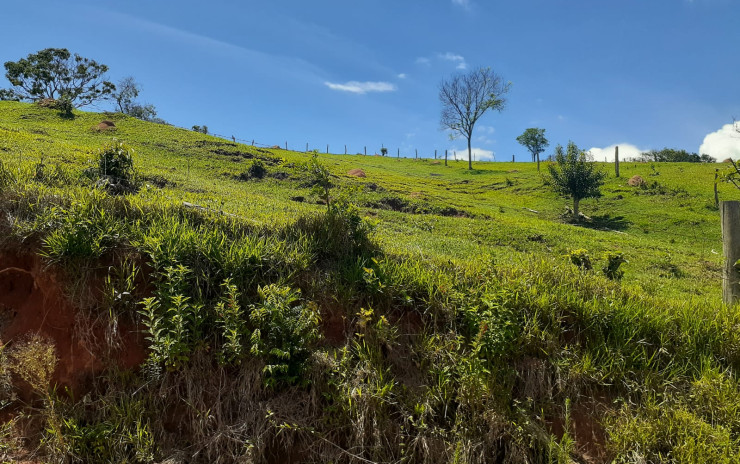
347, 168, 366, 177
0, 251, 146, 400
627, 175, 645, 187
95, 120, 116, 131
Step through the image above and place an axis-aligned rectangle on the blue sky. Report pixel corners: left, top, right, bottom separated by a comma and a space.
2, 0, 739, 161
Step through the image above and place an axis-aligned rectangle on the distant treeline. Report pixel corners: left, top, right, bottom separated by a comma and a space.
639, 148, 715, 163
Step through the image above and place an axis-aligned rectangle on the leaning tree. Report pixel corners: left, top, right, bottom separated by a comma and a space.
439, 67, 510, 170
0, 48, 115, 107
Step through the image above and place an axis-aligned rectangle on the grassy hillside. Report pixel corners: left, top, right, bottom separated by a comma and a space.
1, 101, 740, 463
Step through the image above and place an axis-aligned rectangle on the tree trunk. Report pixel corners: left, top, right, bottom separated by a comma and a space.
467, 137, 472, 170
573, 198, 580, 220
536, 153, 540, 172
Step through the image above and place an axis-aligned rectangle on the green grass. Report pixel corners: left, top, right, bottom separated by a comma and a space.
2, 100, 740, 463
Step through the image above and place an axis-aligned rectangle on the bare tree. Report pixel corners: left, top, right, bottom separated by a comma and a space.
439, 67, 510, 170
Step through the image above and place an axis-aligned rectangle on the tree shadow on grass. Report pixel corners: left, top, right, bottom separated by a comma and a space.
577, 213, 631, 231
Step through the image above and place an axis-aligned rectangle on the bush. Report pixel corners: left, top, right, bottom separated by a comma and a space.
567, 249, 592, 270
85, 141, 138, 194
249, 284, 321, 388
246, 160, 267, 179
602, 251, 626, 280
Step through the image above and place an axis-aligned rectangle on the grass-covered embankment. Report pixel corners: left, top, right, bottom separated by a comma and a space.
2, 101, 740, 463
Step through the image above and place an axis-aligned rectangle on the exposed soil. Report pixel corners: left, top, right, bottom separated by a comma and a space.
347, 168, 366, 177
95, 120, 116, 131
0, 251, 147, 399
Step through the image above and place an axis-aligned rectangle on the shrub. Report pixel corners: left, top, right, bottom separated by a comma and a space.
602, 251, 626, 280
249, 284, 321, 388
244, 159, 267, 179
85, 141, 138, 194
567, 249, 592, 270
7, 334, 57, 398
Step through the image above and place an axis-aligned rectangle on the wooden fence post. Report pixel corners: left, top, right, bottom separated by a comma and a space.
306, 143, 309, 152
415, 149, 418, 159
435, 150, 437, 160
397, 148, 400, 158
345, 145, 347, 155
285, 141, 287, 150
326, 144, 329, 154
615, 145, 620, 177
715, 169, 720, 208
512, 155, 515, 163
722, 201, 740, 306
445, 150, 448, 166
364, 146, 367, 156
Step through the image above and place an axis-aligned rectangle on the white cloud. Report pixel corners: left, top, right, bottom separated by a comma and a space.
324, 81, 397, 94
439, 52, 467, 70
587, 144, 645, 162
699, 123, 740, 160
452, 0, 471, 9
415, 57, 431, 66
478, 125, 495, 135
449, 146, 495, 161
397, 73, 407, 79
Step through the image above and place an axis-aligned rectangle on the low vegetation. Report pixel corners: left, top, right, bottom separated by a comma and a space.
0, 101, 739, 463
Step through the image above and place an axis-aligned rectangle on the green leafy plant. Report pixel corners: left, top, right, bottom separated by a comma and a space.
249, 284, 321, 388
567, 249, 592, 271
85, 141, 138, 194
602, 251, 627, 280
215, 278, 248, 365
545, 141, 606, 219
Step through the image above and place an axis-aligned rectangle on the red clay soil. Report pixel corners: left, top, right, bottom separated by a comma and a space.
0, 251, 147, 399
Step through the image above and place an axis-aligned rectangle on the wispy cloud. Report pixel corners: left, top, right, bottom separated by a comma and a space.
324, 81, 397, 94
415, 57, 431, 66
439, 52, 467, 70
452, 0, 471, 9
398, 73, 407, 79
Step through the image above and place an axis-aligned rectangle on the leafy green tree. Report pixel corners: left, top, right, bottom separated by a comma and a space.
380, 147, 388, 156
545, 141, 605, 219
0, 48, 115, 107
439, 67, 510, 170
114, 76, 158, 121
516, 128, 549, 171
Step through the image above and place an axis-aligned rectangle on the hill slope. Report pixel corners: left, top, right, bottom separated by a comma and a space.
1, 101, 740, 463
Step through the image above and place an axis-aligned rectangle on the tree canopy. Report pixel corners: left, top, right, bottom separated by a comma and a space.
439, 67, 510, 170
639, 148, 714, 163
0, 48, 115, 107
516, 128, 549, 171
546, 141, 606, 219
114, 76, 158, 122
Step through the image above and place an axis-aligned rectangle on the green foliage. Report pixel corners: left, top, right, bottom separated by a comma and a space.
516, 127, 549, 165
46, 398, 156, 463
249, 284, 321, 388
609, 399, 740, 462
546, 141, 606, 218
602, 251, 626, 280
380, 147, 388, 156
215, 278, 248, 364
2, 48, 115, 107
305, 150, 332, 206
640, 147, 715, 163
86, 140, 138, 194
247, 159, 267, 179
568, 248, 592, 270
192, 124, 209, 134
140, 265, 204, 370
